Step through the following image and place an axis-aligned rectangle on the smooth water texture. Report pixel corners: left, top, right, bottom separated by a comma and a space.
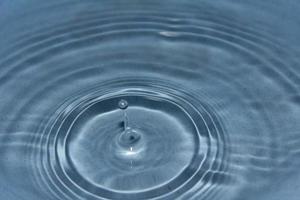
1, 1, 300, 200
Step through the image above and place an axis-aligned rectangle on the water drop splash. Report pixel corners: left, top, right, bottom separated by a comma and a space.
117, 99, 141, 169
118, 99, 129, 130
118, 127, 141, 147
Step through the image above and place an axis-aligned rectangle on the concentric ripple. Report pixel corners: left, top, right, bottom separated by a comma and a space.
1, 1, 300, 200
37, 80, 226, 200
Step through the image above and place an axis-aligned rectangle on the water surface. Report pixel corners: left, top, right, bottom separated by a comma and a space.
1, 1, 300, 200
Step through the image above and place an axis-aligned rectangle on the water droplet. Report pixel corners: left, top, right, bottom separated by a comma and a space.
118, 99, 129, 130
118, 99, 128, 109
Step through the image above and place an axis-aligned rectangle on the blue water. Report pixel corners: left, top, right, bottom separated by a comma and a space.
1, 1, 300, 199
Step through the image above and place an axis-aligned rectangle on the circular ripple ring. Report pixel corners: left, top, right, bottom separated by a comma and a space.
36, 79, 226, 200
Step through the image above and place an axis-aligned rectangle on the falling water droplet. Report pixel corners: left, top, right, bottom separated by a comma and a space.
118, 99, 129, 131
117, 99, 136, 169
118, 99, 128, 109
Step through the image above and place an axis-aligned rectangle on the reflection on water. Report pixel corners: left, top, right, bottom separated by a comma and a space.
0, 1, 300, 199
